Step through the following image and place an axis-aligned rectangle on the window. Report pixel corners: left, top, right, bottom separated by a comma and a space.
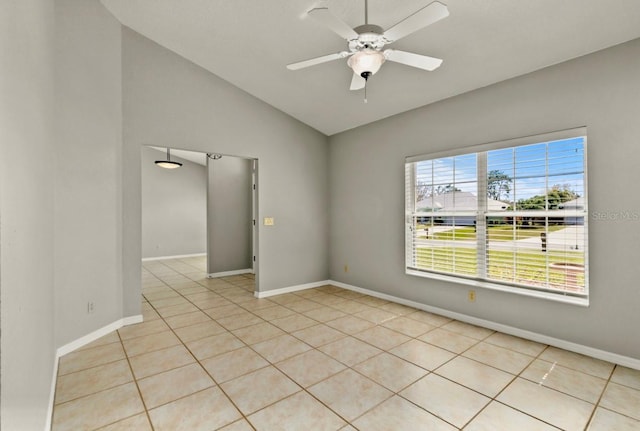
405, 128, 588, 304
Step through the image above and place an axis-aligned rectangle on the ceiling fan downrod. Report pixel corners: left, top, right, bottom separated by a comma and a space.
362, 0, 372, 106
364, 0, 368, 25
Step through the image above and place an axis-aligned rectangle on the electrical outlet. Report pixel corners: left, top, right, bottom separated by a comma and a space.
87, 301, 95, 314
468, 290, 476, 302
344, 264, 349, 273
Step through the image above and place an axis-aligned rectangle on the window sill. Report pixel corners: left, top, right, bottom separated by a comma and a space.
406, 269, 589, 307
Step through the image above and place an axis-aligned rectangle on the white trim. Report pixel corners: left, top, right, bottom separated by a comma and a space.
56, 315, 143, 357
208, 268, 254, 278
329, 280, 640, 370
406, 126, 587, 163
141, 252, 206, 262
254, 280, 330, 298
122, 314, 144, 326
57, 320, 121, 357
56, 314, 143, 358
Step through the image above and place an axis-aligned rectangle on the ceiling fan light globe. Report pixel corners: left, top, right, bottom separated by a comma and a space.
347, 49, 385, 76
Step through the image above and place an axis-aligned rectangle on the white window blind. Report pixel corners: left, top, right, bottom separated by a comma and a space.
406, 129, 588, 302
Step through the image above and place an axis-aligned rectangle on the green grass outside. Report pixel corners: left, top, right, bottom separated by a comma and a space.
417, 225, 565, 241
415, 247, 585, 290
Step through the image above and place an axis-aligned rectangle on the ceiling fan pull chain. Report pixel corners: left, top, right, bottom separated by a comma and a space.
364, 80, 368, 103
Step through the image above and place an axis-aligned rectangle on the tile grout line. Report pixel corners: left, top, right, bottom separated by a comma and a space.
286, 288, 598, 430
140, 274, 259, 430
151, 275, 465, 430
140, 278, 583, 431
582, 363, 617, 429
325, 290, 624, 429
115, 329, 157, 431
455, 341, 558, 430
257, 291, 462, 429
388, 328, 496, 430
184, 278, 520, 429
146, 270, 391, 428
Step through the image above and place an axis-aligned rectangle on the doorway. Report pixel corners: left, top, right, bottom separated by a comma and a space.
141, 146, 259, 291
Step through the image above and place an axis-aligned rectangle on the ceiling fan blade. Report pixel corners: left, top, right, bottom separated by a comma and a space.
287, 51, 349, 70
384, 49, 443, 71
383, 1, 449, 42
308, 7, 359, 40
350, 73, 366, 91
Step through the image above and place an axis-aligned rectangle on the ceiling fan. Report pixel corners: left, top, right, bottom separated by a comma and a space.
287, 0, 449, 92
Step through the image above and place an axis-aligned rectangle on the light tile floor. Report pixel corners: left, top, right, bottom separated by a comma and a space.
52, 257, 640, 430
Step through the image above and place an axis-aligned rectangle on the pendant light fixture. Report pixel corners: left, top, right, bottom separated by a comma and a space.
155, 148, 182, 169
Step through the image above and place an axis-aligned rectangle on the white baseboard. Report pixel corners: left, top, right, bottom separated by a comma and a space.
254, 280, 330, 298
208, 268, 253, 278
329, 280, 640, 371
56, 314, 142, 357
142, 252, 206, 262
122, 314, 144, 326
48, 314, 144, 430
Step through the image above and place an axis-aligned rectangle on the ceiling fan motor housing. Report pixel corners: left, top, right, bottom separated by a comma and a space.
349, 24, 388, 51
347, 24, 388, 78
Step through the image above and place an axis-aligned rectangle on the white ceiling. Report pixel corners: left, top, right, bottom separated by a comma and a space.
101, 0, 640, 136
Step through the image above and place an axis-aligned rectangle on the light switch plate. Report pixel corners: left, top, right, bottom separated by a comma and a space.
264, 217, 274, 226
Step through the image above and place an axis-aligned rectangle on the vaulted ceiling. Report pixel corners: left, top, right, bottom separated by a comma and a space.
101, 0, 640, 135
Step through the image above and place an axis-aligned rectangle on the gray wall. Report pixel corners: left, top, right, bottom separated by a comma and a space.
2, 1, 124, 428
329, 38, 640, 360
142, 147, 207, 258
54, 0, 123, 347
0, 1, 56, 429
122, 29, 329, 294
207, 156, 253, 274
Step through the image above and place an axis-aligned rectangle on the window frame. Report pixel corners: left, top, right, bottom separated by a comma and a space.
405, 127, 589, 306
